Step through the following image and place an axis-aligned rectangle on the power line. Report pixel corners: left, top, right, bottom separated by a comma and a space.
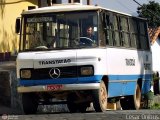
132, 0, 142, 7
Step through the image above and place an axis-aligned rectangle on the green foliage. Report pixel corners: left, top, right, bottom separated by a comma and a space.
151, 103, 160, 109
153, 72, 159, 81
137, 1, 160, 27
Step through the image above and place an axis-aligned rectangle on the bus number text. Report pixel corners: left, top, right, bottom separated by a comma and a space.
125, 59, 135, 66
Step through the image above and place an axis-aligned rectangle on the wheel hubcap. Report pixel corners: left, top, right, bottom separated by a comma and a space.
136, 86, 141, 107
100, 82, 107, 109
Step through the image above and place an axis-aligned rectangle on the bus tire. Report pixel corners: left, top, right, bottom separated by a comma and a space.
22, 93, 38, 114
120, 84, 141, 110
92, 81, 107, 112
133, 84, 141, 109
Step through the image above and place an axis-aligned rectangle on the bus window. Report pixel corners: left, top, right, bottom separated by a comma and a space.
129, 18, 138, 48
120, 17, 130, 47
99, 13, 106, 47
102, 13, 113, 46
113, 15, 120, 47
139, 21, 149, 50
21, 12, 98, 51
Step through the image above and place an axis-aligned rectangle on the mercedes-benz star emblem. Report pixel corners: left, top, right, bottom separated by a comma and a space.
49, 68, 61, 79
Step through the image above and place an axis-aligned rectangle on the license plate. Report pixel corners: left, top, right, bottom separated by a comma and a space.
46, 85, 63, 91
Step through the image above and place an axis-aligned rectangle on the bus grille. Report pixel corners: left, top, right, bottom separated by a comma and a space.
31, 66, 77, 80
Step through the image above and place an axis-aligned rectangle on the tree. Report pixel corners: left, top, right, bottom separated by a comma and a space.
137, 1, 160, 27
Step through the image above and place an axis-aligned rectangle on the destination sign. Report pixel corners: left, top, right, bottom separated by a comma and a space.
27, 17, 53, 23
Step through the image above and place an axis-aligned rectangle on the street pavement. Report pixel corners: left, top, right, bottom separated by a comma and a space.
1, 110, 160, 120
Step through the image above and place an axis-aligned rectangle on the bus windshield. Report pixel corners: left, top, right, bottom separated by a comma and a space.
20, 11, 98, 51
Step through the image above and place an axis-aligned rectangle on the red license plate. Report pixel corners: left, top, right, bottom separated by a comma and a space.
46, 85, 63, 91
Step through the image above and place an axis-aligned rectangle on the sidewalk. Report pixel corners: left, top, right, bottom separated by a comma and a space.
0, 104, 20, 115
0, 61, 16, 70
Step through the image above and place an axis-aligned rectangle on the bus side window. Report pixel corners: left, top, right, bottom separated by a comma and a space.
102, 13, 112, 46
113, 15, 120, 47
99, 13, 106, 47
120, 17, 130, 47
106, 14, 113, 46
139, 21, 149, 50
129, 18, 138, 48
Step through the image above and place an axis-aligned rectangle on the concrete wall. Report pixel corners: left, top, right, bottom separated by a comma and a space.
0, 0, 38, 54
0, 69, 23, 114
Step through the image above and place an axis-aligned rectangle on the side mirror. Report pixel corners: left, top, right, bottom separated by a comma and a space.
15, 18, 21, 33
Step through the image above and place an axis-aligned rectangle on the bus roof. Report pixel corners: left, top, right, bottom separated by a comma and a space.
22, 4, 131, 15
22, 4, 146, 20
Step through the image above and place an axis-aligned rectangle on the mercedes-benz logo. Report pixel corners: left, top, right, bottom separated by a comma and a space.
49, 68, 61, 79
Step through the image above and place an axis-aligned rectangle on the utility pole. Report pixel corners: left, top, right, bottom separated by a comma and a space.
87, 0, 91, 5
47, 0, 62, 6
68, 0, 82, 3
68, 0, 74, 3
68, 0, 91, 5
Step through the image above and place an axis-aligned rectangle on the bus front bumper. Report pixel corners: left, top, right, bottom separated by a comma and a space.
17, 83, 100, 93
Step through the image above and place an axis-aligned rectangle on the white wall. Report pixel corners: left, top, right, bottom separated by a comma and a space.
151, 37, 160, 72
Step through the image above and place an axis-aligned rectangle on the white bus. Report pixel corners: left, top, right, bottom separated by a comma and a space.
16, 3, 152, 114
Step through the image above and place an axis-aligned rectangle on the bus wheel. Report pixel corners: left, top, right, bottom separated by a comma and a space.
67, 93, 78, 113
133, 84, 141, 109
120, 84, 141, 110
92, 81, 107, 112
22, 93, 38, 114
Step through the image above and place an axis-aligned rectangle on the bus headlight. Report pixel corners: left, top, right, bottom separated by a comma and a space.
20, 70, 31, 79
80, 67, 94, 76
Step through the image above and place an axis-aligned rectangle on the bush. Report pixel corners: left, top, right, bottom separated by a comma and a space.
151, 103, 160, 109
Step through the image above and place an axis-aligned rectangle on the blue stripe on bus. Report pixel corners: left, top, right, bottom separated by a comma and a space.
19, 74, 151, 97
108, 74, 151, 96
108, 79, 151, 97
19, 76, 101, 86
19, 74, 152, 86
108, 74, 152, 80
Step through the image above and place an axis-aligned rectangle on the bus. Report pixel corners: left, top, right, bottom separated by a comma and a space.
16, 3, 152, 114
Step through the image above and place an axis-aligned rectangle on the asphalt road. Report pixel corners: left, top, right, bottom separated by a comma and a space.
1, 110, 160, 120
